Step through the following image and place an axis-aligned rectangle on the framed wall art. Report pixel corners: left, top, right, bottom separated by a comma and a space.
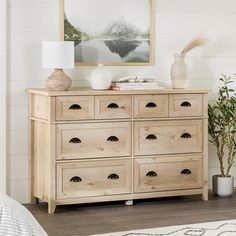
60, 0, 155, 66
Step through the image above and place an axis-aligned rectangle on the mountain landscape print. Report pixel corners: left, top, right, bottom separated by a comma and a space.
63, 0, 154, 65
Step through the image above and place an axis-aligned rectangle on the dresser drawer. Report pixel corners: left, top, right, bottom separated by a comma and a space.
56, 122, 131, 159
95, 95, 131, 119
134, 155, 203, 193
134, 95, 168, 118
134, 120, 203, 156
56, 96, 94, 121
57, 159, 132, 199
169, 94, 203, 117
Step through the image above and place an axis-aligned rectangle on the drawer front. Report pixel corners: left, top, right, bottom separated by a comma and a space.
56, 96, 94, 121
57, 159, 132, 199
134, 120, 203, 156
134, 95, 168, 118
169, 94, 203, 117
57, 122, 131, 159
134, 155, 203, 193
95, 95, 132, 119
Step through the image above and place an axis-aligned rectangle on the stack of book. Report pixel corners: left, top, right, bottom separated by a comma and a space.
111, 77, 163, 90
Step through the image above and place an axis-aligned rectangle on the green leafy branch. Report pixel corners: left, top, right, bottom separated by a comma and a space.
208, 74, 236, 177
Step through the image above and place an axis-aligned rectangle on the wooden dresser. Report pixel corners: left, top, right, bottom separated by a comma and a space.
27, 88, 208, 214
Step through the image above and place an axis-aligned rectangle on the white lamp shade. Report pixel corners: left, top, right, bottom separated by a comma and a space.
42, 41, 74, 69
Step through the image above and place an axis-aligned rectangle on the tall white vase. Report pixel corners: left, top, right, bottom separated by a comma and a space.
170, 53, 188, 89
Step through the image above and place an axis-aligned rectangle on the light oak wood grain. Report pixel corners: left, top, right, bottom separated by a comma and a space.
27, 88, 209, 97
134, 120, 203, 156
27, 88, 208, 214
56, 122, 132, 159
169, 94, 203, 117
56, 96, 94, 121
95, 95, 132, 119
32, 121, 50, 202
133, 94, 169, 118
134, 155, 203, 193
57, 159, 132, 199
30, 94, 49, 121
202, 93, 209, 201
53, 189, 203, 206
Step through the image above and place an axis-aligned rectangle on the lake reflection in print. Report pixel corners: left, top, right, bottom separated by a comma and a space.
74, 39, 149, 63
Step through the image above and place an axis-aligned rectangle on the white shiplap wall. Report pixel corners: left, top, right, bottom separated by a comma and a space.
6, 0, 236, 203
0, 0, 6, 194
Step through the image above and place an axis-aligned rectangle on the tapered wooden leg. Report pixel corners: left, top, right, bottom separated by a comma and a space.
48, 201, 56, 214
202, 115, 208, 202
125, 200, 133, 206
30, 196, 37, 204
202, 188, 208, 201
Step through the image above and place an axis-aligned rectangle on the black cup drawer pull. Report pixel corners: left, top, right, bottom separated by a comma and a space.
108, 173, 119, 180
69, 104, 81, 110
69, 137, 81, 144
146, 102, 157, 108
70, 176, 82, 182
107, 136, 119, 142
181, 133, 192, 139
146, 134, 157, 140
107, 103, 119, 109
146, 171, 157, 177
181, 169, 192, 175
180, 101, 191, 107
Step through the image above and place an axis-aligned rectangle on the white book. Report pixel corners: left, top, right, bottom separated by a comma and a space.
113, 82, 163, 90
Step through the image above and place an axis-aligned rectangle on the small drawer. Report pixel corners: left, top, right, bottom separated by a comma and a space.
56, 96, 94, 121
169, 94, 203, 117
134, 120, 203, 156
134, 155, 203, 193
134, 95, 168, 118
95, 95, 131, 119
56, 122, 131, 160
57, 159, 132, 199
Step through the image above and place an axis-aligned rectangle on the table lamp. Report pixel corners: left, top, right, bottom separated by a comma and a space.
42, 41, 74, 91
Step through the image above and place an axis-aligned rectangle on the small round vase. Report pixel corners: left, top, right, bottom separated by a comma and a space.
170, 53, 188, 89
90, 64, 112, 90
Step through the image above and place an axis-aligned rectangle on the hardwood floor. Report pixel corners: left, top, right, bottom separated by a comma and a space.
26, 193, 236, 236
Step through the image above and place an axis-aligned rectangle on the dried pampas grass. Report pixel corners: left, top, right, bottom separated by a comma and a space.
181, 34, 208, 54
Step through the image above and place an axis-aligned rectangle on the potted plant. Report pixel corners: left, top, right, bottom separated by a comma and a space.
208, 74, 236, 197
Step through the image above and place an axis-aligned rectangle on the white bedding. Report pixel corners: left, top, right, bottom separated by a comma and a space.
0, 194, 47, 236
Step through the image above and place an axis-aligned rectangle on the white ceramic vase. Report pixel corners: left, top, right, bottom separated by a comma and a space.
170, 53, 188, 89
90, 64, 112, 90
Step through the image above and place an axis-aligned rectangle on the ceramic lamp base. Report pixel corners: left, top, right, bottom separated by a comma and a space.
45, 69, 72, 91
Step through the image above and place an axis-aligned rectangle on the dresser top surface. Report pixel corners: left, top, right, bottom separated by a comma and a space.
27, 87, 209, 96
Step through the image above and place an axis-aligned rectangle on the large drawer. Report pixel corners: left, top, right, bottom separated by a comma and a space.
133, 95, 169, 118
134, 120, 203, 156
56, 96, 94, 121
56, 122, 131, 159
95, 95, 132, 119
57, 159, 132, 199
169, 94, 203, 117
134, 155, 203, 193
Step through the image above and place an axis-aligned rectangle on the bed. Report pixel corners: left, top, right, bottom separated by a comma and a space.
0, 194, 47, 236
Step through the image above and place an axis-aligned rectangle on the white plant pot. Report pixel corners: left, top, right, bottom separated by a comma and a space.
90, 64, 112, 90
212, 175, 234, 197
170, 53, 188, 89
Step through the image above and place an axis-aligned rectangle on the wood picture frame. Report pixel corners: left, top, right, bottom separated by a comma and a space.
60, 0, 155, 66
